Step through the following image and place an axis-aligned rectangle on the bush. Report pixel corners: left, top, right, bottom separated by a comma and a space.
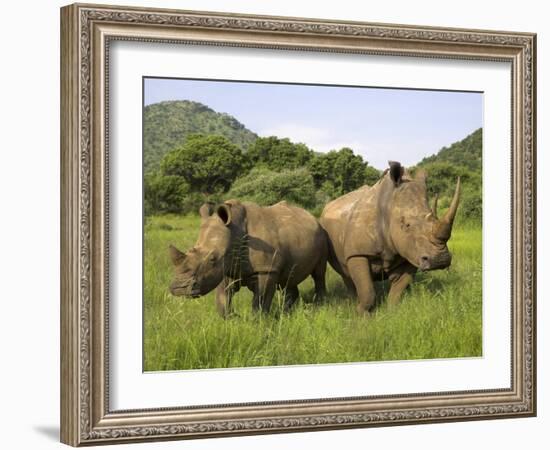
419, 161, 481, 224
248, 136, 313, 171
144, 173, 188, 215
180, 191, 223, 216
364, 165, 382, 186
309, 148, 378, 196
144, 172, 224, 216
161, 134, 248, 194
228, 167, 317, 209
457, 184, 482, 224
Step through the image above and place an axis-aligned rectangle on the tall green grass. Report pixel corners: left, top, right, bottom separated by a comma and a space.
143, 215, 482, 371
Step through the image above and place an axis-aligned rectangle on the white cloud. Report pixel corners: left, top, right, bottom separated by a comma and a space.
260, 123, 365, 153
257, 123, 435, 170
260, 124, 330, 148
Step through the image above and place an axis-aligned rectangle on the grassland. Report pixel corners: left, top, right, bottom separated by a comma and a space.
143, 214, 482, 372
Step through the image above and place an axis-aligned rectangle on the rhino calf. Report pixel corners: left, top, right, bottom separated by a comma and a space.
320, 161, 460, 314
169, 200, 328, 317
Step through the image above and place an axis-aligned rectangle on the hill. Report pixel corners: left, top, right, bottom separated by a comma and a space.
416, 127, 482, 223
144, 100, 258, 174
418, 128, 482, 171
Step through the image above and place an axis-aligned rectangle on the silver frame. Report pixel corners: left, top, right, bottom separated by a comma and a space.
61, 3, 536, 446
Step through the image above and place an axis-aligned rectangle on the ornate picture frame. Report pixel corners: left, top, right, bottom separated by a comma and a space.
60, 3, 536, 446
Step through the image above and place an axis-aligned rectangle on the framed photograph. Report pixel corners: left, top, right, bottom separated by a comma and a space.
60, 3, 536, 446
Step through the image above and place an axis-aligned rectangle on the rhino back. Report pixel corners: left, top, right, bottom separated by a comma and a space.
244, 201, 325, 284
320, 184, 384, 273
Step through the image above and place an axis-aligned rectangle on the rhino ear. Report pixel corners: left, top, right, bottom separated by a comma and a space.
388, 161, 404, 186
217, 204, 232, 226
199, 202, 216, 219
168, 245, 185, 265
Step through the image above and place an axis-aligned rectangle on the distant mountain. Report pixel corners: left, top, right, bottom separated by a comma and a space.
418, 128, 482, 172
144, 100, 258, 174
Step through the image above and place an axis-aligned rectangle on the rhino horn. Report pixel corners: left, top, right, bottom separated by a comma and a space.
431, 193, 439, 219
433, 177, 461, 242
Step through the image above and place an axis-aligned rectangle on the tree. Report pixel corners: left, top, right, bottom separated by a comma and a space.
309, 148, 373, 197
419, 161, 472, 198
458, 183, 482, 224
416, 128, 483, 223
364, 165, 382, 186
144, 173, 188, 215
228, 167, 317, 209
418, 161, 481, 223
247, 136, 313, 171
160, 134, 248, 194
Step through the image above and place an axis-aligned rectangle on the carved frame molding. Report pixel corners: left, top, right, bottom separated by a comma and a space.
61, 3, 536, 446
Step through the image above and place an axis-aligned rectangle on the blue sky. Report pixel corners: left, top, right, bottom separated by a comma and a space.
144, 77, 482, 170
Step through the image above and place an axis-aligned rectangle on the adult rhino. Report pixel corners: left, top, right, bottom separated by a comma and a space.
169, 200, 328, 317
320, 161, 460, 314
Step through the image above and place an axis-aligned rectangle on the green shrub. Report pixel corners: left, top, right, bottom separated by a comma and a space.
457, 184, 482, 224
144, 172, 224, 216
180, 192, 223, 216
248, 136, 313, 171
228, 167, 317, 208
161, 134, 249, 194
309, 148, 372, 196
144, 173, 188, 215
364, 165, 382, 186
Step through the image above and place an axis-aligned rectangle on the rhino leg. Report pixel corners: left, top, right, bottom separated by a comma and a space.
283, 286, 300, 312
215, 277, 240, 318
251, 273, 277, 314
387, 263, 417, 307
311, 258, 327, 302
347, 256, 376, 315
342, 275, 357, 297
